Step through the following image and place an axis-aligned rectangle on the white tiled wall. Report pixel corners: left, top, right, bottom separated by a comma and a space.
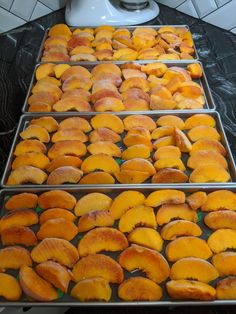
0, 0, 66, 33
156, 0, 236, 33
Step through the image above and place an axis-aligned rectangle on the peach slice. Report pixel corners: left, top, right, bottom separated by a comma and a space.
216, 277, 236, 300
189, 165, 230, 183
141, 62, 167, 76
39, 208, 76, 224
19, 265, 58, 301
186, 191, 207, 210
62, 76, 92, 92
113, 28, 131, 38
174, 127, 192, 153
36, 261, 71, 293
59, 117, 91, 133
1, 226, 37, 246
202, 190, 236, 212
78, 227, 128, 257
81, 154, 119, 174
176, 98, 204, 110
12, 152, 50, 170
161, 220, 202, 240
128, 227, 163, 251
166, 280, 216, 301
30, 116, 58, 132
14, 140, 46, 156
79, 172, 115, 184
87, 141, 121, 157
188, 126, 221, 142
113, 48, 138, 61
152, 168, 188, 183
41, 52, 70, 62
152, 85, 172, 99
36, 76, 61, 87
49, 24, 72, 37
119, 244, 170, 283
205, 210, 236, 231
120, 77, 149, 93
7, 166, 47, 185
61, 89, 90, 101
78, 210, 114, 232
75, 193, 112, 216
145, 189, 185, 207
61, 65, 91, 81
122, 68, 147, 80
44, 36, 68, 49
91, 63, 121, 77
53, 97, 91, 112
154, 158, 186, 171
187, 150, 227, 169
187, 63, 203, 79
138, 48, 161, 60
133, 27, 157, 36
166, 236, 213, 262
89, 128, 121, 143
118, 277, 162, 301
115, 170, 150, 184
28, 103, 52, 112
158, 53, 180, 60
46, 156, 82, 173
36, 63, 55, 80
71, 277, 111, 302
185, 114, 216, 129
72, 254, 123, 283
156, 203, 197, 226
191, 139, 226, 156
156, 115, 185, 130
0, 209, 38, 232
208, 229, 236, 253
0, 246, 32, 270
118, 205, 157, 233
212, 252, 236, 276
5, 192, 38, 210
178, 82, 203, 98
109, 191, 145, 220
32, 81, 62, 98
0, 273, 22, 301
127, 126, 151, 139
150, 95, 177, 110
151, 126, 174, 140
48, 140, 87, 159
53, 64, 71, 78
158, 26, 176, 33
70, 53, 97, 62
38, 190, 76, 210
154, 146, 181, 160
92, 81, 117, 94
91, 90, 122, 104
94, 97, 124, 112
121, 158, 155, 175
122, 88, 150, 103
94, 49, 113, 61
37, 218, 78, 241
122, 144, 150, 160
91, 72, 122, 86
52, 128, 87, 143
170, 257, 219, 283
123, 98, 149, 111
91, 114, 124, 133
28, 91, 58, 106
123, 134, 152, 150
31, 238, 79, 267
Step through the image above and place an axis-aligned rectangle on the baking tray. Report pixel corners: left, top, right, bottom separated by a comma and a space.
22, 60, 215, 113
0, 185, 236, 306
1, 111, 236, 188
36, 24, 199, 64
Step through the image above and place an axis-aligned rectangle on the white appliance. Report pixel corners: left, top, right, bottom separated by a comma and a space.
65, 0, 159, 26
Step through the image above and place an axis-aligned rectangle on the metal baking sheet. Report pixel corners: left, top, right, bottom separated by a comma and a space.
0, 185, 236, 306
1, 111, 236, 188
22, 60, 215, 113
36, 24, 199, 64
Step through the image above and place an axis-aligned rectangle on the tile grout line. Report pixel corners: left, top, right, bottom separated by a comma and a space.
199, 0, 234, 22
29, 1, 39, 21
37, 0, 54, 11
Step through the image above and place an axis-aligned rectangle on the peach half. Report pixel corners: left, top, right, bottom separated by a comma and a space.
161, 220, 202, 240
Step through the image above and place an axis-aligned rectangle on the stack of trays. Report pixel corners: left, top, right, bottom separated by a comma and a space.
1, 24, 236, 306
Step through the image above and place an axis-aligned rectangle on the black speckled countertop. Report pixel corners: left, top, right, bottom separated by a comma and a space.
0, 4, 236, 176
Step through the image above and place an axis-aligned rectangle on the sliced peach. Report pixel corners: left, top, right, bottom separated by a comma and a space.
32, 81, 62, 98
178, 81, 203, 99
119, 244, 169, 283
191, 139, 226, 156
152, 168, 188, 183
44, 36, 68, 49
94, 49, 113, 61
61, 66, 91, 81
14, 139, 46, 156
20, 125, 50, 143
1, 226, 37, 246
53, 97, 91, 112
109, 191, 145, 220
0, 246, 32, 270
187, 150, 227, 169
138, 48, 161, 60
118, 205, 156, 233
115, 170, 150, 184
19, 266, 58, 301
113, 48, 138, 61
89, 128, 121, 143
38, 190, 76, 210
123, 98, 149, 111
186, 191, 207, 210
180, 42, 194, 54
188, 126, 221, 142
36, 76, 61, 87
123, 134, 152, 150
122, 88, 150, 103
7, 166, 47, 185
158, 53, 180, 60
39, 208, 76, 224
216, 277, 236, 299
67, 36, 91, 50
37, 218, 78, 241
141, 62, 167, 76
156, 115, 185, 129
49, 24, 72, 37
176, 98, 204, 109
91, 90, 122, 104
92, 81, 117, 94
189, 165, 230, 183
91, 114, 124, 133
74, 193, 112, 216
128, 227, 163, 251
113, 28, 131, 38
166, 236, 212, 262
87, 141, 121, 157
31, 238, 79, 267
28, 91, 58, 106
145, 189, 185, 207
0, 273, 22, 301
79, 172, 115, 184
166, 279, 216, 301
30, 116, 58, 132
5, 192, 38, 210
133, 27, 157, 36
62, 89, 90, 101
118, 277, 162, 301
46, 156, 82, 173
48, 140, 87, 159
72, 254, 123, 283
41, 51, 70, 62
205, 210, 236, 230
70, 53, 97, 62
71, 277, 111, 302
124, 115, 155, 131
78, 227, 128, 257
78, 210, 114, 232
207, 229, 236, 253
153, 136, 175, 149
59, 117, 91, 133
28, 103, 51, 112
187, 63, 203, 79
46, 166, 83, 184
150, 95, 176, 110
121, 158, 155, 175
12, 152, 49, 170
53, 64, 71, 78
151, 126, 174, 140
120, 77, 149, 93
174, 127, 192, 153
154, 157, 186, 171
201, 190, 236, 212
212, 252, 236, 276
161, 220, 202, 240
91, 63, 121, 77
62, 76, 92, 92
36, 63, 55, 80
122, 68, 147, 80
154, 146, 181, 160
127, 126, 151, 139
81, 154, 119, 174
122, 144, 150, 160
92, 72, 122, 86
52, 128, 87, 143
94, 97, 124, 112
